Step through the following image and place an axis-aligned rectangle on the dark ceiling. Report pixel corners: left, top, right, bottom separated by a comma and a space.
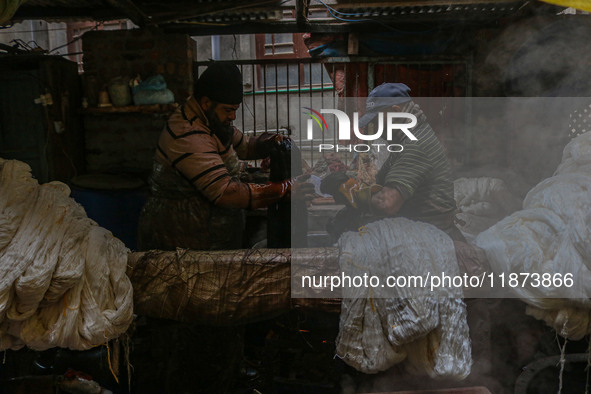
11, 0, 559, 35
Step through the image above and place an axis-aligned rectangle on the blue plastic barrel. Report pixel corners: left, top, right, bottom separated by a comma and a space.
70, 174, 147, 250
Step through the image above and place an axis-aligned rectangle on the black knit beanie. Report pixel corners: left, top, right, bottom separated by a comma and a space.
194, 62, 243, 104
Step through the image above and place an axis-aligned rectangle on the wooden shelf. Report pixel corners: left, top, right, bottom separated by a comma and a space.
82, 103, 178, 114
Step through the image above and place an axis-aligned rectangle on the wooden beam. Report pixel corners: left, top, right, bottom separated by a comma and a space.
13, 7, 118, 21
296, 0, 310, 27
348, 32, 359, 55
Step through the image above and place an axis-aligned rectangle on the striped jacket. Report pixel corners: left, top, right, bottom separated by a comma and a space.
376, 102, 458, 233
155, 97, 259, 208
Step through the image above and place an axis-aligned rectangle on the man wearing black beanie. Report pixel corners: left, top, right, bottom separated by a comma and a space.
138, 62, 308, 251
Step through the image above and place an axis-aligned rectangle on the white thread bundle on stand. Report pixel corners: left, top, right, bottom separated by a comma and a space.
476, 132, 591, 339
336, 218, 472, 378
0, 158, 133, 350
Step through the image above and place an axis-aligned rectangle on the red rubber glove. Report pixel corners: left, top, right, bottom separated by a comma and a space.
249, 179, 292, 209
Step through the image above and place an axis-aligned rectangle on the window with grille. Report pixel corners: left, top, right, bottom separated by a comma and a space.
255, 33, 332, 89
264, 33, 295, 56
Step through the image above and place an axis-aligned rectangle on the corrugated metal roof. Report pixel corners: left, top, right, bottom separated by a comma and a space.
333, 1, 525, 16
8, 0, 550, 34
12, 0, 287, 25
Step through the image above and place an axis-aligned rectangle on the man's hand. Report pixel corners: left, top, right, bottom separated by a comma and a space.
248, 175, 315, 209
370, 186, 404, 216
320, 172, 382, 211
288, 175, 316, 202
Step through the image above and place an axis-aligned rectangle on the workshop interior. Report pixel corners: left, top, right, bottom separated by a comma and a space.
1, 0, 591, 393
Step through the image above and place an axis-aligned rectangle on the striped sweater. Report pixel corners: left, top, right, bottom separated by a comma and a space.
376, 102, 457, 230
155, 97, 258, 208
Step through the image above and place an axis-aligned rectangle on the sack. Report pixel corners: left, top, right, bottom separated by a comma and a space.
132, 75, 167, 92
132, 75, 175, 105
133, 89, 174, 105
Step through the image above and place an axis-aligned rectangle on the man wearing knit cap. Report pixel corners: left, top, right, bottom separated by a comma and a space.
138, 62, 307, 251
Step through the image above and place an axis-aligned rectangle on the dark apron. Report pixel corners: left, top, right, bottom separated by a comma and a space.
137, 161, 244, 251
